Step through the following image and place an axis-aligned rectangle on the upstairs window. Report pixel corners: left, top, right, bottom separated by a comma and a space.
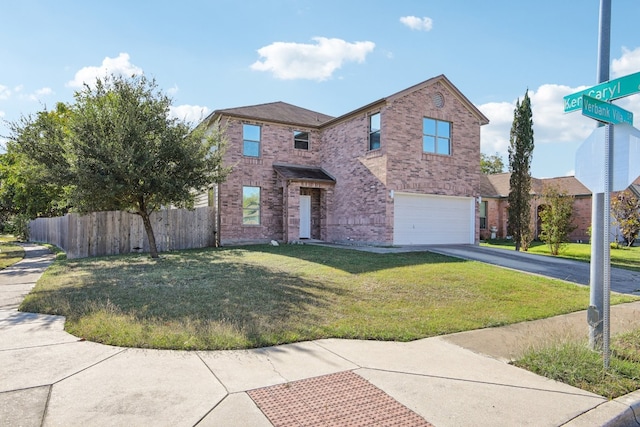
423, 118, 451, 155
294, 130, 309, 150
242, 186, 260, 225
369, 112, 381, 150
243, 124, 261, 157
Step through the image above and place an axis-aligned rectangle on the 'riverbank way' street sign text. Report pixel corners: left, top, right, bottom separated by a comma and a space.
581, 95, 634, 125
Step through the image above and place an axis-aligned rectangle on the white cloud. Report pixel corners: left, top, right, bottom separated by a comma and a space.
612, 46, 640, 77
250, 37, 375, 81
67, 53, 143, 88
169, 105, 210, 124
479, 84, 596, 158
0, 110, 5, 118
479, 47, 640, 178
167, 84, 179, 96
400, 16, 433, 31
478, 101, 514, 154
530, 84, 596, 143
0, 85, 10, 100
35, 87, 53, 96
610, 47, 640, 126
24, 87, 54, 101
0, 85, 29, 100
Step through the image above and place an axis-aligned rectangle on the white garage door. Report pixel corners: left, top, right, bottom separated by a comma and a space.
393, 193, 475, 245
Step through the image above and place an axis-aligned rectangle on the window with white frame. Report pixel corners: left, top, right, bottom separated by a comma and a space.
242, 186, 260, 225
243, 124, 261, 157
423, 118, 451, 155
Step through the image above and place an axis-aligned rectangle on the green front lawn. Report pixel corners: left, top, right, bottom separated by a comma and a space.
515, 329, 640, 400
482, 240, 640, 271
0, 235, 25, 269
20, 244, 637, 350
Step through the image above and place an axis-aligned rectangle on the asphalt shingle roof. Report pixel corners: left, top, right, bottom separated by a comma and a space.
480, 173, 591, 198
215, 101, 334, 128
273, 164, 336, 183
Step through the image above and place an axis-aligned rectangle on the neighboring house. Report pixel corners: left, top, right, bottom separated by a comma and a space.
479, 173, 592, 242
200, 75, 490, 246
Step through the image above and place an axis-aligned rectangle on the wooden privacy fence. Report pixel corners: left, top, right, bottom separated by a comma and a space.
29, 207, 216, 259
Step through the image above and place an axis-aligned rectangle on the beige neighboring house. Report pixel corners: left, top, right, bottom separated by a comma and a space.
199, 74, 490, 246
479, 173, 592, 242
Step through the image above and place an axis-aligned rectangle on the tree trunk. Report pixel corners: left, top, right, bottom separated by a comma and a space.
139, 211, 159, 258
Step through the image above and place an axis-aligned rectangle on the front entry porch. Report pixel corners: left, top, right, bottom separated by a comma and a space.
273, 164, 335, 243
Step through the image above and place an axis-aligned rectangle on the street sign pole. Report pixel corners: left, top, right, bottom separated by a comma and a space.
589, 0, 612, 368
603, 123, 612, 368
564, 0, 640, 368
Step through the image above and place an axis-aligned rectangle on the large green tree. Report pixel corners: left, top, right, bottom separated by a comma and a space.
2, 103, 73, 224
507, 90, 534, 251
10, 74, 230, 258
480, 152, 505, 174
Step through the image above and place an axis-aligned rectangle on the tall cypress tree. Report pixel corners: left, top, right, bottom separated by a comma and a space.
508, 90, 534, 251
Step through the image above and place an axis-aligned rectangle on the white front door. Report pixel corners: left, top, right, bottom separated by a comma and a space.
299, 195, 311, 239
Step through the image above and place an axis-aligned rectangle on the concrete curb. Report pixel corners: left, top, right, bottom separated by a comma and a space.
564, 389, 640, 426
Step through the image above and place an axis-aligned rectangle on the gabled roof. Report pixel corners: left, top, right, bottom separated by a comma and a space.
209, 101, 334, 128
481, 173, 591, 198
202, 74, 489, 130
320, 74, 490, 128
389, 75, 490, 125
273, 163, 336, 183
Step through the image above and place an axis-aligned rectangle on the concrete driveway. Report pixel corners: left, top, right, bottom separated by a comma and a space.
426, 245, 640, 295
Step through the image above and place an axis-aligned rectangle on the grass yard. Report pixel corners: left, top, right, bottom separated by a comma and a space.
482, 239, 640, 398
515, 330, 640, 399
0, 235, 25, 269
482, 239, 640, 271
20, 244, 637, 350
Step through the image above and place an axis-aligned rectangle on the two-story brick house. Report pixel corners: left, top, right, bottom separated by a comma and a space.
200, 75, 489, 246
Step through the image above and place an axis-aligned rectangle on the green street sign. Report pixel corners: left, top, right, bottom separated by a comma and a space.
581, 95, 634, 125
564, 71, 640, 112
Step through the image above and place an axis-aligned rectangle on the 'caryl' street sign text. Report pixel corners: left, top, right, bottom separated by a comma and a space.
581, 95, 634, 125
564, 71, 640, 112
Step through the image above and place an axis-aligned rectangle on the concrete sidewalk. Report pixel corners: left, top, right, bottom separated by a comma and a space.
2, 244, 640, 426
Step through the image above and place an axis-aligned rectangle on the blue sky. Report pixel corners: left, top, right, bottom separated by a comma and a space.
2, 0, 640, 179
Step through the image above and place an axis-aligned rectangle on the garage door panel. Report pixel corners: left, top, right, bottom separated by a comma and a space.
393, 193, 474, 245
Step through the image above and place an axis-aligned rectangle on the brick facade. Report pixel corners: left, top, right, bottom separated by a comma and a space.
215, 119, 325, 244
207, 75, 488, 246
320, 110, 390, 244
565, 196, 592, 242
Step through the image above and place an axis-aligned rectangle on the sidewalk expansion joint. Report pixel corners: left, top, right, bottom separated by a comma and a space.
361, 366, 604, 400
192, 391, 231, 426
0, 339, 85, 353
51, 347, 128, 386
195, 351, 229, 394
313, 341, 364, 369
